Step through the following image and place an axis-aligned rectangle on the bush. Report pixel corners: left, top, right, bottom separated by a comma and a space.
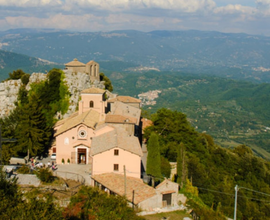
35, 168, 54, 183
21, 74, 30, 85
161, 156, 171, 178
17, 165, 30, 174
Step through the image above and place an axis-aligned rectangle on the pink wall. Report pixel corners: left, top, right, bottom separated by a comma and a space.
55, 125, 94, 164
80, 94, 107, 115
92, 148, 141, 179
55, 125, 114, 165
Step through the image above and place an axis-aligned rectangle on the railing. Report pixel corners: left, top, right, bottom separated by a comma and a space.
53, 170, 85, 185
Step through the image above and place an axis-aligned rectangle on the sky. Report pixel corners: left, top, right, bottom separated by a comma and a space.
0, 0, 270, 35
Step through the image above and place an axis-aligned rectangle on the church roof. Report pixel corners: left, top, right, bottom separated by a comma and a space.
81, 87, 105, 94
91, 173, 156, 204
91, 127, 143, 157
105, 115, 137, 124
86, 60, 98, 65
54, 109, 100, 136
108, 96, 141, 103
110, 101, 141, 125
65, 58, 85, 67
54, 112, 79, 128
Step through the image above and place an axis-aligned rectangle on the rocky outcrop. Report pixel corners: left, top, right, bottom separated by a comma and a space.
0, 79, 22, 117
61, 70, 105, 118
0, 70, 105, 119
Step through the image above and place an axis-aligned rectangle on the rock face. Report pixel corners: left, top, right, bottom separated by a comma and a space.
0, 70, 105, 119
0, 79, 22, 117
62, 70, 105, 118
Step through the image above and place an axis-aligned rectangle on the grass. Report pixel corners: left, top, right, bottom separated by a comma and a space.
144, 210, 191, 220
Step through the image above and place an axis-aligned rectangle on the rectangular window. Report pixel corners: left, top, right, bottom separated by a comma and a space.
114, 164, 119, 171
114, 149, 119, 156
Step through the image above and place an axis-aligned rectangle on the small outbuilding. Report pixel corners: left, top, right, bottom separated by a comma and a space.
91, 173, 180, 211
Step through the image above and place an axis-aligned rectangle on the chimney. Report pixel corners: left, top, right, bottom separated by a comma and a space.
79, 100, 84, 115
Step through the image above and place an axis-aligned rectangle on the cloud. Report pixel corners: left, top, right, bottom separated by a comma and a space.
214, 4, 255, 15
0, 0, 62, 7
0, 0, 216, 13
0, 0, 270, 35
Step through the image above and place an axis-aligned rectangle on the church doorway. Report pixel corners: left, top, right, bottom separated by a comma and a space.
77, 148, 86, 164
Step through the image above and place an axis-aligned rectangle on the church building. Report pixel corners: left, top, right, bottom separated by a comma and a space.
53, 66, 143, 178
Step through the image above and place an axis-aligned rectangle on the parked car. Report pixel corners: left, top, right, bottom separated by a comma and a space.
51, 153, 56, 160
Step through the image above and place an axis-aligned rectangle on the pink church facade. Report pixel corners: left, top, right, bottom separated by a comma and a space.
53, 87, 143, 179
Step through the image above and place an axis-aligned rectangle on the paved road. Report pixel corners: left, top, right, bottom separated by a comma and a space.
54, 164, 92, 185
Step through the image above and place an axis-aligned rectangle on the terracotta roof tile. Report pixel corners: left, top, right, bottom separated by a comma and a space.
65, 58, 85, 67
108, 96, 141, 103
92, 173, 156, 204
141, 118, 153, 134
105, 115, 137, 124
54, 109, 100, 136
91, 127, 143, 156
81, 87, 105, 94
86, 60, 98, 65
110, 101, 141, 125
54, 112, 79, 127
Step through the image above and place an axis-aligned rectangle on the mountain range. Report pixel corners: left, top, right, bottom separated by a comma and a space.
1, 28, 270, 82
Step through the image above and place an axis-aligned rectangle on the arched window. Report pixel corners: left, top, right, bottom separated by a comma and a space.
89, 65, 93, 76
94, 64, 97, 77
90, 101, 94, 108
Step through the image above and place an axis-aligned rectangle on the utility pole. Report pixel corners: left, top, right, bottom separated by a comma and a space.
124, 165, 127, 197
234, 185, 239, 220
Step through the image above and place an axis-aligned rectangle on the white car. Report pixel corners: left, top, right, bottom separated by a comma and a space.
51, 153, 56, 160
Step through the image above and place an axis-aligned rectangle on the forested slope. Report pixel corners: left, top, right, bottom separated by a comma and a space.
106, 71, 270, 158
145, 108, 270, 219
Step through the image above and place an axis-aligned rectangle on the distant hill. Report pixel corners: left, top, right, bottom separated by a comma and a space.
1, 28, 270, 82
106, 70, 270, 159
0, 49, 63, 81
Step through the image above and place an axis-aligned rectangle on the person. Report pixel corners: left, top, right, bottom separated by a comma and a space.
47, 161, 51, 167
30, 164, 34, 174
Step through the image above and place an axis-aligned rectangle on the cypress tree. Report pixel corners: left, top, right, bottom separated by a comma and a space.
146, 132, 162, 186
177, 142, 186, 187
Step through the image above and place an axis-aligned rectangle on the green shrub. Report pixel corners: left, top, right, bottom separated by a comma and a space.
35, 168, 54, 183
21, 73, 30, 85
17, 165, 30, 174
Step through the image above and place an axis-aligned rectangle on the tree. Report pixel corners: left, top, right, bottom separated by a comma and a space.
63, 186, 143, 220
161, 156, 171, 178
15, 94, 50, 157
177, 142, 187, 187
100, 72, 113, 92
7, 69, 26, 80
21, 73, 30, 85
0, 171, 63, 220
146, 132, 162, 186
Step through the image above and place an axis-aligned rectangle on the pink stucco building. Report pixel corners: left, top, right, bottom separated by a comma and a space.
53, 87, 143, 179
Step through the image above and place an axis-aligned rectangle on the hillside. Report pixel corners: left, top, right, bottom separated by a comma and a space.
0, 49, 63, 81
1, 29, 270, 83
106, 71, 270, 159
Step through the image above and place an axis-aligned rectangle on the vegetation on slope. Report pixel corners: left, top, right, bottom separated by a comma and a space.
0, 171, 142, 220
106, 71, 270, 157
0, 68, 70, 163
0, 49, 63, 82
145, 108, 270, 219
